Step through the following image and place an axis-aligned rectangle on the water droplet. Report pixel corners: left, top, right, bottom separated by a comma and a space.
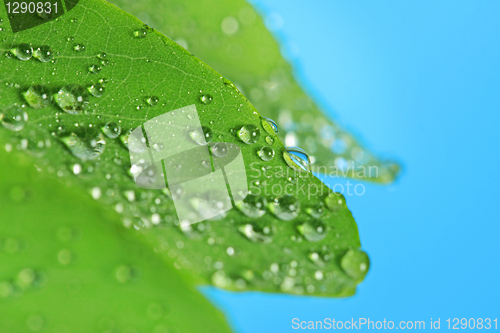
33, 45, 53, 62
340, 249, 370, 282
199, 94, 213, 104
145, 96, 159, 106
268, 195, 300, 221
101, 122, 121, 138
88, 82, 105, 97
265, 136, 274, 145
210, 142, 228, 157
73, 44, 85, 52
283, 147, 311, 172
1, 105, 27, 131
262, 117, 278, 134
11, 43, 32, 60
188, 126, 212, 145
133, 28, 147, 38
306, 203, 325, 218
257, 146, 275, 161
54, 85, 88, 113
236, 194, 267, 218
88, 64, 101, 74
297, 219, 328, 242
96, 52, 106, 59
238, 223, 272, 243
221, 16, 239, 35
237, 124, 260, 144
324, 192, 345, 211
22, 85, 52, 109
60, 132, 106, 161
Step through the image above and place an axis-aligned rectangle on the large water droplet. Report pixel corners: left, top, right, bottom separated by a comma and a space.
189, 126, 213, 145
54, 85, 88, 114
1, 105, 27, 131
88, 82, 105, 97
283, 147, 311, 172
101, 122, 121, 139
257, 146, 275, 161
262, 117, 278, 134
33, 45, 53, 62
340, 249, 370, 282
22, 85, 52, 109
60, 132, 106, 161
297, 219, 328, 242
238, 223, 272, 243
268, 195, 300, 221
237, 124, 260, 144
236, 194, 267, 218
324, 192, 345, 211
11, 43, 32, 60
199, 94, 213, 105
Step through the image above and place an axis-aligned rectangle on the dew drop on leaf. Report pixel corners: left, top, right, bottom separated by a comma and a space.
199, 94, 213, 105
306, 203, 325, 218
11, 43, 32, 60
88, 64, 102, 74
88, 82, 105, 97
73, 44, 85, 52
238, 223, 272, 243
297, 219, 328, 242
133, 28, 147, 38
265, 136, 274, 145
210, 142, 228, 157
257, 146, 275, 161
283, 147, 311, 172
1, 105, 27, 131
33, 45, 53, 62
268, 195, 300, 221
54, 85, 88, 114
237, 124, 260, 144
59, 132, 106, 161
145, 96, 159, 106
22, 85, 52, 109
340, 249, 370, 282
236, 194, 267, 218
324, 192, 345, 211
262, 117, 278, 134
101, 122, 121, 139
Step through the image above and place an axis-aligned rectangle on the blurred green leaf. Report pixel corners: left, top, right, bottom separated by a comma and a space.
0, 147, 233, 332
0, 0, 369, 322
109, 0, 400, 183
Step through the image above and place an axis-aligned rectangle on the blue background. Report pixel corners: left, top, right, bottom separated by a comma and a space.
203, 1, 500, 331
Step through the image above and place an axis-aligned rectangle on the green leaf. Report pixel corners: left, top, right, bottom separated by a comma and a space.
108, 0, 400, 183
0, 0, 368, 305
0, 147, 232, 332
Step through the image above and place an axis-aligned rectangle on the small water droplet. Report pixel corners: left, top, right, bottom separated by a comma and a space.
33, 45, 53, 62
54, 85, 88, 113
210, 142, 228, 157
88, 82, 105, 97
145, 96, 159, 106
306, 203, 325, 218
238, 223, 272, 243
324, 192, 345, 211
236, 194, 267, 218
88, 64, 101, 74
283, 147, 311, 172
11, 43, 33, 60
133, 28, 147, 38
22, 85, 52, 109
73, 44, 85, 52
199, 94, 213, 104
297, 219, 328, 242
189, 126, 213, 145
96, 52, 106, 59
101, 122, 121, 139
237, 124, 260, 144
257, 146, 275, 161
340, 249, 370, 282
57, 249, 73, 265
265, 136, 274, 145
1, 105, 27, 131
262, 117, 278, 134
268, 195, 300, 221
